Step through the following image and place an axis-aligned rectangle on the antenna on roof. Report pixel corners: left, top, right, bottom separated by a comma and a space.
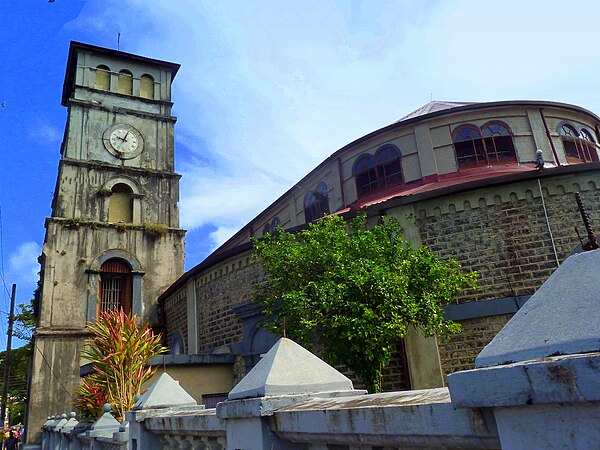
117, 32, 121, 51
430, 93, 433, 101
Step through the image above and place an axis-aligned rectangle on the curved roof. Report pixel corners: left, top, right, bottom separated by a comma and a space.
395, 100, 475, 122
158, 100, 600, 301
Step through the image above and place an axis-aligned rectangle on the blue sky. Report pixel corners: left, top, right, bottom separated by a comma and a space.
1, 0, 600, 349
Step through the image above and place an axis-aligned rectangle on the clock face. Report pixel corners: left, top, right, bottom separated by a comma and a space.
102, 124, 144, 159
110, 128, 139, 153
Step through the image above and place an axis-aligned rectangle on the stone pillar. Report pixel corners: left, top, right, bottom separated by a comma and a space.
84, 404, 121, 446
448, 250, 600, 449
59, 412, 78, 450
126, 372, 202, 450
217, 337, 366, 450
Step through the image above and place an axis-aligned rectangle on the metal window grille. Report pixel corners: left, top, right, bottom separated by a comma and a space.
100, 274, 122, 312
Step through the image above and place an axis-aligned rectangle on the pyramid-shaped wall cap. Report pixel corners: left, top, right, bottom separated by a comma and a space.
229, 337, 353, 400
476, 249, 600, 368
133, 372, 197, 410
90, 410, 120, 430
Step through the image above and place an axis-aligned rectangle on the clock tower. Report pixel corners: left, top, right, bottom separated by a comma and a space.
26, 42, 185, 443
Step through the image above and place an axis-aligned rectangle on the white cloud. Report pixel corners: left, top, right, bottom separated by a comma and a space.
8, 241, 41, 286
28, 123, 62, 144
71, 0, 600, 260
180, 161, 289, 248
208, 226, 243, 251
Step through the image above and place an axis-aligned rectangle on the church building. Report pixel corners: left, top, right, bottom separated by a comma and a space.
160, 99, 600, 396
26, 40, 600, 442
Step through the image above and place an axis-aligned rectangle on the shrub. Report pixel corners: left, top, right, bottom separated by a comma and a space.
74, 309, 166, 421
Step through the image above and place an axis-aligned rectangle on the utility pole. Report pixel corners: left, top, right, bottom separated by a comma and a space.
1, 284, 16, 427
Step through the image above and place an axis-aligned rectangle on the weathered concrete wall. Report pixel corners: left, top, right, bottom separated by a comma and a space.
53, 162, 181, 227
27, 335, 84, 444
39, 221, 184, 328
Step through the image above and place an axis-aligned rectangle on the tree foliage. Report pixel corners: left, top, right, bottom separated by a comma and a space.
0, 344, 31, 424
252, 213, 478, 393
74, 309, 165, 421
13, 297, 38, 343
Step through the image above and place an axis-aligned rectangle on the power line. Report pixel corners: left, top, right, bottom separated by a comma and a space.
35, 345, 73, 401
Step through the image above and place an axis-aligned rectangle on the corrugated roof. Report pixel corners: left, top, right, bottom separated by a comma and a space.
396, 101, 476, 123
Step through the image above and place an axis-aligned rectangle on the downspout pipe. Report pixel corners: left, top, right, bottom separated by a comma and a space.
540, 108, 561, 166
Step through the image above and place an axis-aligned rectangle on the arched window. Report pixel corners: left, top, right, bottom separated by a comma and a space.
169, 331, 186, 355
271, 217, 281, 230
304, 182, 330, 223
353, 145, 404, 199
580, 128, 595, 143
117, 69, 133, 95
99, 258, 132, 315
481, 121, 517, 163
108, 183, 134, 223
374, 145, 404, 189
452, 124, 487, 168
95, 65, 110, 91
262, 223, 271, 236
353, 154, 377, 197
558, 122, 599, 163
140, 74, 154, 99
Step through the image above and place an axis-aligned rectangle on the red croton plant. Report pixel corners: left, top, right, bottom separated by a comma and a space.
74, 309, 166, 421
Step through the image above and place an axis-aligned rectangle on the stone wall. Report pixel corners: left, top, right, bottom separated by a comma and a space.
164, 169, 600, 386
437, 314, 513, 379
194, 253, 265, 351
419, 172, 600, 376
164, 288, 187, 350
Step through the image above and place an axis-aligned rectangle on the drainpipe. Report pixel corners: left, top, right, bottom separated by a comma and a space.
539, 108, 561, 166
538, 178, 560, 268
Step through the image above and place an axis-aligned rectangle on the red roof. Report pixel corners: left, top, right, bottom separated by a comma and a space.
341, 162, 549, 212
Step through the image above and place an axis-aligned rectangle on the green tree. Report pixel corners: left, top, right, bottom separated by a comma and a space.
252, 213, 477, 393
0, 344, 31, 424
74, 309, 165, 421
13, 296, 38, 343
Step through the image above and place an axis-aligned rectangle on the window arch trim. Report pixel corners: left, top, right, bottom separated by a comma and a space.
452, 122, 517, 168
95, 65, 111, 91
86, 250, 144, 322
452, 124, 482, 142
352, 153, 375, 175
101, 177, 142, 223
481, 120, 512, 137
557, 121, 599, 163
140, 74, 155, 99
580, 128, 595, 142
374, 144, 402, 163
117, 69, 133, 95
557, 121, 579, 137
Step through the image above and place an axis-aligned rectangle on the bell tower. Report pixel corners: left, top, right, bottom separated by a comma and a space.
26, 42, 185, 443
